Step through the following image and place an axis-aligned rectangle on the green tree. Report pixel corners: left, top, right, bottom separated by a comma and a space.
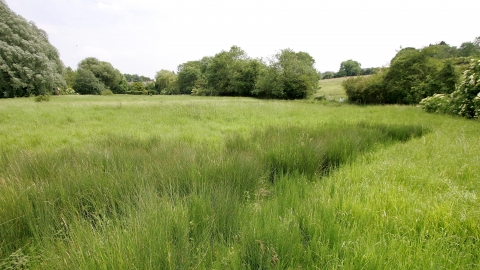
74, 68, 104, 95
155, 70, 178, 94
321, 71, 335, 79
204, 46, 252, 96
336, 60, 362, 77
64, 67, 77, 89
254, 49, 319, 99
458, 42, 479, 57
0, 1, 66, 97
77, 57, 126, 94
129, 82, 146, 93
383, 48, 441, 104
177, 58, 211, 95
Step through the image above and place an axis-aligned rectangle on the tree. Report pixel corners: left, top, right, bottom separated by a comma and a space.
177, 62, 202, 94
155, 70, 178, 94
383, 48, 441, 104
204, 46, 252, 96
74, 68, 104, 95
321, 71, 335, 79
77, 57, 126, 94
336, 60, 362, 77
254, 49, 319, 99
64, 67, 77, 89
458, 42, 480, 57
0, 2, 66, 98
129, 82, 145, 93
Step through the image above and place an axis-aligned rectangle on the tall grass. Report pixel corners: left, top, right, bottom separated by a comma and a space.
0, 95, 479, 269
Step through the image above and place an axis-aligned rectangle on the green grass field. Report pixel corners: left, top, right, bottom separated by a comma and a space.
1, 95, 479, 269
316, 77, 348, 101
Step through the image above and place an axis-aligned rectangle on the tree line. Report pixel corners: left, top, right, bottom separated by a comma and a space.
62, 46, 320, 99
342, 39, 480, 104
1, 1, 320, 100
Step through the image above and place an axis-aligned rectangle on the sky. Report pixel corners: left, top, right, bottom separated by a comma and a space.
5, 0, 479, 78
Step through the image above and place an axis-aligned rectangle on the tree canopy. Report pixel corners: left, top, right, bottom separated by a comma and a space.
77, 57, 127, 94
0, 1, 66, 98
337, 60, 362, 77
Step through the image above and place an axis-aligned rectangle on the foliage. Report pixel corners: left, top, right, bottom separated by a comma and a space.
254, 49, 319, 99
77, 57, 127, 94
34, 94, 50, 102
60, 87, 76, 95
129, 81, 146, 93
63, 67, 77, 89
124, 73, 151, 82
343, 72, 386, 104
321, 71, 335, 79
383, 48, 442, 104
177, 62, 203, 94
420, 59, 480, 119
177, 47, 318, 99
451, 59, 480, 118
202, 46, 260, 96
101, 89, 114, 95
345, 47, 460, 105
418, 94, 452, 114
336, 59, 362, 77
155, 69, 178, 94
74, 68, 104, 95
0, 2, 66, 98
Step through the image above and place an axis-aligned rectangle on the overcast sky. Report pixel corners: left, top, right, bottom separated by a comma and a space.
6, 0, 479, 78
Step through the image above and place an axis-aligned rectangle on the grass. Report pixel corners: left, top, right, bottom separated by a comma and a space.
0, 95, 479, 269
316, 77, 348, 100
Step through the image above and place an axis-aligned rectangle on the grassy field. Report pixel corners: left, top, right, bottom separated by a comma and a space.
0, 95, 479, 269
316, 77, 348, 101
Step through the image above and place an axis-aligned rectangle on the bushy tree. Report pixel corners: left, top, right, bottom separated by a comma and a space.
129, 82, 146, 93
204, 46, 253, 96
383, 48, 441, 104
343, 71, 386, 104
336, 59, 362, 77
254, 49, 319, 99
0, 1, 66, 98
77, 57, 126, 94
420, 59, 480, 119
74, 68, 104, 95
451, 59, 480, 118
64, 67, 77, 89
177, 62, 202, 94
321, 71, 335, 79
155, 70, 178, 94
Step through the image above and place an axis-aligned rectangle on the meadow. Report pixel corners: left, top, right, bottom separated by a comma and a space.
0, 92, 479, 269
316, 77, 348, 101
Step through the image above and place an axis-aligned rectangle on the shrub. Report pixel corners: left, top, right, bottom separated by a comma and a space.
343, 72, 385, 104
60, 87, 76, 95
34, 94, 51, 102
420, 59, 480, 119
419, 94, 452, 114
451, 59, 480, 118
101, 89, 114, 95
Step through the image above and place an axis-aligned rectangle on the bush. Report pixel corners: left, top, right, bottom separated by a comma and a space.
343, 73, 385, 104
419, 94, 452, 114
101, 89, 114, 95
126, 91, 144, 95
420, 59, 480, 119
451, 59, 480, 118
34, 94, 51, 102
60, 87, 76, 95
